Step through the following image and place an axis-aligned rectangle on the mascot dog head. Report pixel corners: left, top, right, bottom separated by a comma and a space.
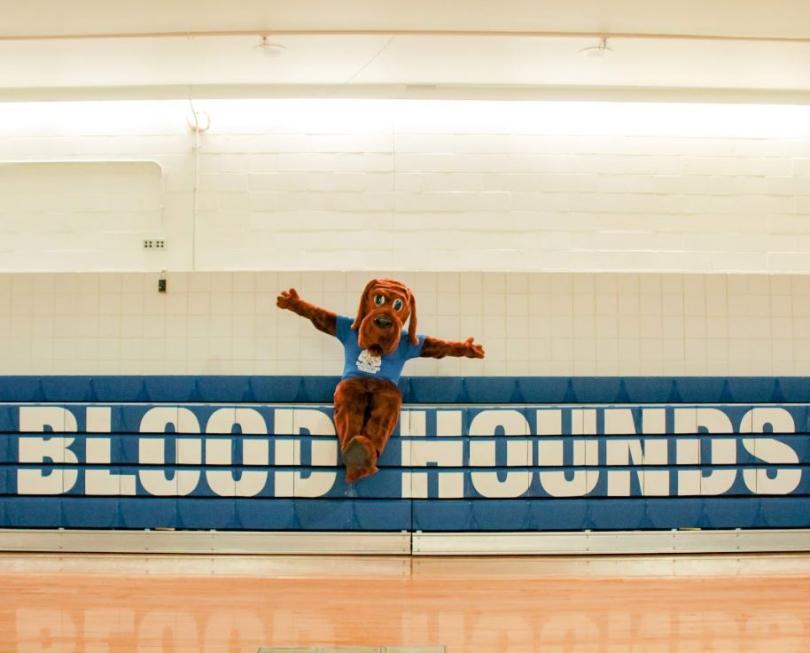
351, 278, 417, 356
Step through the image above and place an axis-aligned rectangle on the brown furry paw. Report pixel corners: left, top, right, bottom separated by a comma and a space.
343, 436, 378, 484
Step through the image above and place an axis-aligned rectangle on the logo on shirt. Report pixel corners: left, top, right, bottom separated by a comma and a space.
356, 349, 382, 374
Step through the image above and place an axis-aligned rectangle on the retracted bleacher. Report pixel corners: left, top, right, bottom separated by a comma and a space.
1, 376, 809, 532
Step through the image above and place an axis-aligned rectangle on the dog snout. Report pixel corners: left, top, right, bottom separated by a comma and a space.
374, 314, 393, 329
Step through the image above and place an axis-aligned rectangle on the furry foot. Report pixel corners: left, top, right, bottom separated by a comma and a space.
343, 436, 378, 483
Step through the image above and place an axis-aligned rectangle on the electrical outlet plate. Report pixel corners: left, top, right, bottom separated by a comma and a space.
143, 239, 166, 249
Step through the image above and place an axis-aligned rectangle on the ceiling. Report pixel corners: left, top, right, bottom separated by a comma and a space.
4, 0, 810, 39
2, 0, 810, 99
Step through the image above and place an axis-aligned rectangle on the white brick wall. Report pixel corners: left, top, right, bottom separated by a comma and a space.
1, 99, 809, 273
0, 161, 163, 271
1, 270, 807, 377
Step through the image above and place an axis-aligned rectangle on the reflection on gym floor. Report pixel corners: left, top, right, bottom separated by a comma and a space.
3, 554, 810, 653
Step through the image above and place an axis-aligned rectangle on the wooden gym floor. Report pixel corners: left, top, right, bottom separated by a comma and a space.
2, 553, 810, 652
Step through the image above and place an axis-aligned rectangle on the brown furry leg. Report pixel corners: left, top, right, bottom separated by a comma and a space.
364, 381, 402, 461
333, 378, 403, 483
333, 379, 376, 483
333, 379, 368, 453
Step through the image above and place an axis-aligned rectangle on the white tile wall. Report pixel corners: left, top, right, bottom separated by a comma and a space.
0, 271, 807, 377
1, 99, 809, 273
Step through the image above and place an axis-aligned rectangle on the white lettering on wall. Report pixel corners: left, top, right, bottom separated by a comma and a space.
273, 409, 337, 498
537, 409, 598, 497
740, 408, 800, 495
676, 408, 737, 495
17, 407, 78, 495
469, 410, 531, 498
605, 408, 668, 496
401, 410, 464, 498
138, 407, 201, 496
85, 406, 136, 496
205, 408, 269, 497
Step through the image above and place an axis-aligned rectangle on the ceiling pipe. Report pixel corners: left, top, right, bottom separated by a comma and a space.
1, 29, 810, 45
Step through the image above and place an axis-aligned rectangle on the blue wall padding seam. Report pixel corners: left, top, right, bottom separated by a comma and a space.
2, 376, 810, 404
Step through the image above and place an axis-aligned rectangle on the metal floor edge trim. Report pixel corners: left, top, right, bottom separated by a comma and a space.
0, 528, 809, 556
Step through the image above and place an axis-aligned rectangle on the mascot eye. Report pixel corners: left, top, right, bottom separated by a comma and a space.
392, 299, 404, 311
373, 294, 386, 306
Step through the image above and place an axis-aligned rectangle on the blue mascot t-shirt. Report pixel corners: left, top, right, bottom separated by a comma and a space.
336, 315, 424, 384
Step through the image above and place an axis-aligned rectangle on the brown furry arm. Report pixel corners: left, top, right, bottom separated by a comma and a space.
276, 288, 337, 336
420, 336, 485, 359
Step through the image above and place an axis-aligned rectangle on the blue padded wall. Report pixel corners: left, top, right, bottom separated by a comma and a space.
1, 376, 809, 531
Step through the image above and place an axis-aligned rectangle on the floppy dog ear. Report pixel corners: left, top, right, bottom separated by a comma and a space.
407, 291, 418, 345
351, 279, 378, 331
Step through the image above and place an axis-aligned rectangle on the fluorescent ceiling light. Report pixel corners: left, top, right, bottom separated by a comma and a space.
0, 99, 808, 139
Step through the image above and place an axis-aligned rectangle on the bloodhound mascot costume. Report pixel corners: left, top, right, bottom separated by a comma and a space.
277, 278, 485, 482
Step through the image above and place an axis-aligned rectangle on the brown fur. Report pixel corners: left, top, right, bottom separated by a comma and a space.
333, 377, 402, 483
276, 288, 336, 336
278, 278, 484, 482
351, 278, 418, 354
